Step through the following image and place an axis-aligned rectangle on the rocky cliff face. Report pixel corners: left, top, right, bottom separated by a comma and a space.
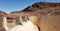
0, 11, 7, 31
0, 10, 7, 22
0, 10, 7, 23
22, 2, 60, 15
11, 2, 60, 16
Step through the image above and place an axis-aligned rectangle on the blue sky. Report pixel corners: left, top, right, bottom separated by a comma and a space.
0, 0, 60, 13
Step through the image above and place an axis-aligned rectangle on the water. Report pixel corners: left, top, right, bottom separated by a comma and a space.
10, 20, 39, 31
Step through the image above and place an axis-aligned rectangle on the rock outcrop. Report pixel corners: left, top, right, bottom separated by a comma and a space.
0, 10, 7, 31
10, 2, 60, 16
21, 2, 60, 15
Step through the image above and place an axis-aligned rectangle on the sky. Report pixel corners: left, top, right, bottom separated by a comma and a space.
0, 0, 60, 13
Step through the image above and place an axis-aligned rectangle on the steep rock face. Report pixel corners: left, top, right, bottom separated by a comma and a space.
0, 10, 7, 22
21, 2, 60, 15
10, 2, 60, 16
0, 11, 7, 31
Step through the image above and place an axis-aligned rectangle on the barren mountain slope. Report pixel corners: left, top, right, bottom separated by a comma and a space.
10, 2, 60, 16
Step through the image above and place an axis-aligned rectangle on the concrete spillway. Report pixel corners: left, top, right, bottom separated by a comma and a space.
10, 20, 39, 31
